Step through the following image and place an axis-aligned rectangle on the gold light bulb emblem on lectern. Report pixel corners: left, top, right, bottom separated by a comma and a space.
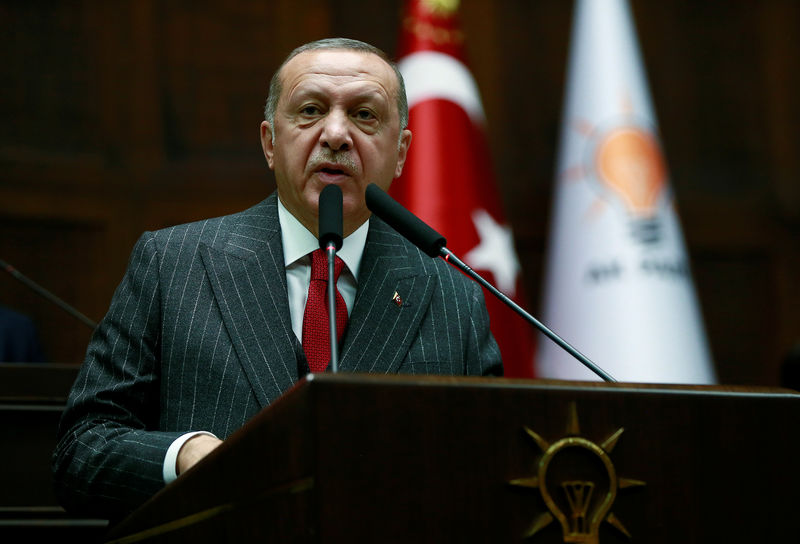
510, 403, 645, 543
538, 438, 616, 543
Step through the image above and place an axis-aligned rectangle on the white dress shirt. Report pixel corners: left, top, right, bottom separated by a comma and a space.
163, 197, 369, 483
278, 197, 368, 340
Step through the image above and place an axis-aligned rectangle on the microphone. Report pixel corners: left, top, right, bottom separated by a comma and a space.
0, 258, 97, 330
319, 184, 343, 251
318, 184, 343, 373
365, 184, 445, 257
364, 184, 616, 383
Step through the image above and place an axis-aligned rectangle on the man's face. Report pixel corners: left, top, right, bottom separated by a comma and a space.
261, 49, 412, 236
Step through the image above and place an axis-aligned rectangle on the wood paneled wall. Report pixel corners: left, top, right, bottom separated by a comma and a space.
1, 1, 798, 385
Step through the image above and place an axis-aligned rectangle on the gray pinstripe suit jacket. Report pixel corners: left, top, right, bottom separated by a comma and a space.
52, 192, 501, 519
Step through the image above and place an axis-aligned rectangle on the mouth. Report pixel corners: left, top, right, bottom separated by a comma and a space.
314, 162, 354, 181
319, 166, 347, 176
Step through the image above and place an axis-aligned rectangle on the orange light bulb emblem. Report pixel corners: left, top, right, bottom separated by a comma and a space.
596, 127, 666, 218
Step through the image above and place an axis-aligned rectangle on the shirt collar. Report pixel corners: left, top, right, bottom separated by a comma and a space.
277, 196, 368, 280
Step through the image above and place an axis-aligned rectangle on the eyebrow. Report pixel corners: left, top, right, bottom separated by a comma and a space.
289, 84, 390, 107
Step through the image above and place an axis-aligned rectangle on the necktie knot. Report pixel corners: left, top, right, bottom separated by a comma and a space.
310, 248, 345, 282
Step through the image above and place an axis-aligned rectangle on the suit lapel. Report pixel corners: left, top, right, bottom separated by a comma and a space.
200, 194, 300, 408
340, 217, 436, 374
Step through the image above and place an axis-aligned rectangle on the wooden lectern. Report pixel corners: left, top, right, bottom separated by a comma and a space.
107, 374, 799, 543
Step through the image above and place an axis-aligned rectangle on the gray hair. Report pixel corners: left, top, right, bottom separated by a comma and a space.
263, 38, 409, 135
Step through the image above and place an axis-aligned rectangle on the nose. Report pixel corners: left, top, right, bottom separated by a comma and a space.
319, 109, 352, 152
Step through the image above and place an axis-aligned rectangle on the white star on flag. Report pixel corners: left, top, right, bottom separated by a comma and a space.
464, 209, 520, 296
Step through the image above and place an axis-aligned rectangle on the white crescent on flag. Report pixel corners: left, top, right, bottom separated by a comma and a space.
398, 51, 485, 122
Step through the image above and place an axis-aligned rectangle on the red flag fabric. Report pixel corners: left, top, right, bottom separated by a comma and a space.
394, 0, 534, 377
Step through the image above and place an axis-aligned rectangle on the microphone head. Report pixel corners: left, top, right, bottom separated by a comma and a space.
318, 184, 343, 250
365, 184, 446, 258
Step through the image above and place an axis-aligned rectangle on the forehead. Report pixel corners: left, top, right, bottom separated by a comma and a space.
278, 49, 398, 103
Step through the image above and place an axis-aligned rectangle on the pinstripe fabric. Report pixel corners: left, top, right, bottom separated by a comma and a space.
52, 192, 501, 519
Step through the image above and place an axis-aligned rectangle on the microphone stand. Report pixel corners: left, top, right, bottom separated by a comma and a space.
325, 242, 339, 373
363, 183, 615, 383
439, 248, 617, 383
318, 184, 343, 374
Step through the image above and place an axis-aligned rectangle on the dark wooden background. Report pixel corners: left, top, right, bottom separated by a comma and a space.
1, 1, 798, 385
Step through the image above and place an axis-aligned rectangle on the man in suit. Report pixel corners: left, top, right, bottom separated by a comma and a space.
53, 38, 502, 520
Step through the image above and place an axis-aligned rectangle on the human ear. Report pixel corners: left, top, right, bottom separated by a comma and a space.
394, 129, 413, 178
260, 121, 275, 170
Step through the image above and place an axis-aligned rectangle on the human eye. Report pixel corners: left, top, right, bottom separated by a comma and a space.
352, 108, 379, 126
300, 104, 322, 117
355, 109, 374, 120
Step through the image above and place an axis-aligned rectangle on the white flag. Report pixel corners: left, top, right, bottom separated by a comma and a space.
537, 0, 717, 384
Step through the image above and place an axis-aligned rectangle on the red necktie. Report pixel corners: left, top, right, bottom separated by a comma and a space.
302, 249, 348, 372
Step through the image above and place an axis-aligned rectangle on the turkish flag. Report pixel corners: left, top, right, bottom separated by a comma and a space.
393, 0, 534, 377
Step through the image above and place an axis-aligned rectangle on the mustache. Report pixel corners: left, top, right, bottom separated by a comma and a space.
307, 149, 358, 174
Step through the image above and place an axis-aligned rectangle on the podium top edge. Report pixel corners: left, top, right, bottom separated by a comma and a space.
302, 372, 800, 399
